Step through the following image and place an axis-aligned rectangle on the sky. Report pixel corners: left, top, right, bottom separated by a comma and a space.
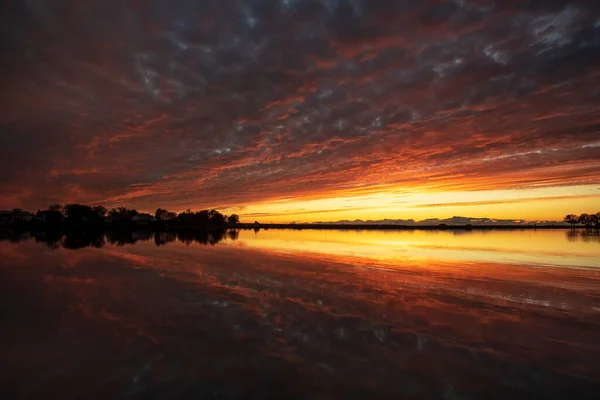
1, 0, 599, 222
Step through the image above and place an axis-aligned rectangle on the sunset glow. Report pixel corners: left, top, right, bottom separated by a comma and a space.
3, 2, 600, 398
1, 1, 599, 221
229, 184, 600, 222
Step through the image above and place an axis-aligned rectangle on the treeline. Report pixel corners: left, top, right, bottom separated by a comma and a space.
2, 203, 240, 229
156, 208, 239, 226
563, 212, 600, 227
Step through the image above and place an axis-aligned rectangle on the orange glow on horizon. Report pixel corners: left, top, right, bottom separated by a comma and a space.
215, 184, 600, 223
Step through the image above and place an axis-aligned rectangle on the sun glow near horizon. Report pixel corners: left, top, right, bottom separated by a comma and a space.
224, 184, 600, 223
2, 1, 600, 225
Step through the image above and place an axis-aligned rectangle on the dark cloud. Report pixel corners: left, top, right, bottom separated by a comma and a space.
0, 0, 599, 211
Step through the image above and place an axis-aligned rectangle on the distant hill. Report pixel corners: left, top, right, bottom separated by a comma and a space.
312, 216, 566, 226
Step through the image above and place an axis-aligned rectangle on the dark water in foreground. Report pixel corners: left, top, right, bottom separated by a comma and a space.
1, 229, 599, 399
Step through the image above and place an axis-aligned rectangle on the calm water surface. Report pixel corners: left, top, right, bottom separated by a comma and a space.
1, 229, 599, 399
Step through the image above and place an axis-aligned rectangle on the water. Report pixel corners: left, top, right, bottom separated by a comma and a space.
1, 229, 599, 398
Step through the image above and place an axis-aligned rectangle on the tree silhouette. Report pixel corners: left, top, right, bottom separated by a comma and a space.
177, 209, 198, 225
47, 204, 62, 212
92, 205, 107, 218
109, 207, 139, 221
578, 213, 592, 226
564, 214, 579, 226
564, 212, 600, 228
63, 204, 104, 226
36, 209, 64, 226
155, 208, 177, 221
227, 214, 240, 224
196, 210, 210, 224
590, 213, 600, 228
209, 209, 227, 226
63, 204, 89, 219
174, 209, 230, 226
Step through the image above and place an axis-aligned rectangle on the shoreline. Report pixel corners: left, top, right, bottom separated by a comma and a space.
234, 223, 586, 231
1, 223, 596, 234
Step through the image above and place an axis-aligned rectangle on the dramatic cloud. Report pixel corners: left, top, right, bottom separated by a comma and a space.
1, 0, 599, 217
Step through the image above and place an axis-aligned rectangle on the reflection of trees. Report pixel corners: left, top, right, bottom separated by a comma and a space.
176, 229, 228, 246
0, 231, 31, 243
106, 230, 153, 246
34, 231, 64, 250
228, 229, 239, 241
155, 229, 239, 247
451, 230, 477, 237
208, 229, 227, 245
2, 228, 239, 249
154, 231, 177, 246
566, 229, 600, 243
106, 230, 135, 246
62, 231, 106, 249
132, 231, 153, 242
